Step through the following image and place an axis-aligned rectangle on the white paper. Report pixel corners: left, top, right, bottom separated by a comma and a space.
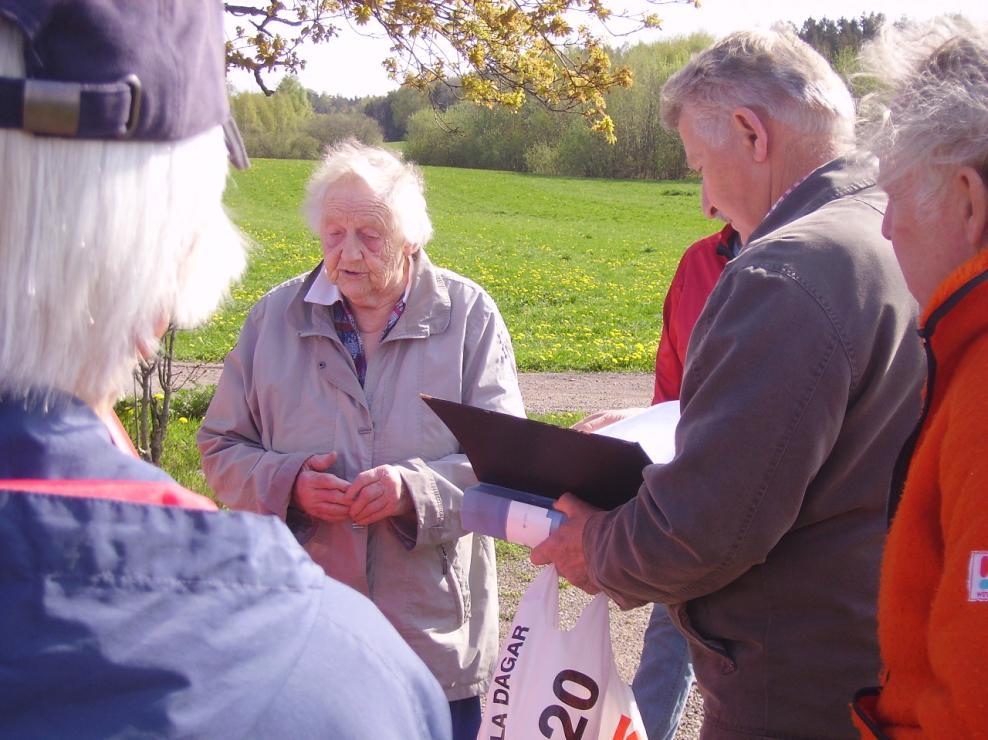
503, 499, 561, 547
594, 400, 680, 464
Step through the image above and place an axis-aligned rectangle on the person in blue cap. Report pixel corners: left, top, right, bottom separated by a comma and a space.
0, 2, 451, 737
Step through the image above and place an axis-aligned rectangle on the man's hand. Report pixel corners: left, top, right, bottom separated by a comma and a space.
531, 493, 603, 595
291, 451, 352, 522
571, 407, 646, 433
346, 465, 412, 526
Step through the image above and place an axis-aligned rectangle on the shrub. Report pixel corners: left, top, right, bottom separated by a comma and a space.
115, 384, 216, 424
170, 385, 217, 420
524, 142, 563, 176
306, 112, 384, 150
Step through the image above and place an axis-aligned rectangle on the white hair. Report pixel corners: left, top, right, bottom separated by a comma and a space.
0, 20, 246, 408
303, 139, 433, 250
661, 27, 855, 149
859, 16, 988, 204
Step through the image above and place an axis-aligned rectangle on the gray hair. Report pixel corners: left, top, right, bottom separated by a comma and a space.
859, 16, 988, 201
661, 27, 855, 149
304, 139, 433, 251
0, 20, 246, 408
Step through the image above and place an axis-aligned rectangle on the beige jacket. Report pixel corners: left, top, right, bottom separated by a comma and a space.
198, 250, 525, 700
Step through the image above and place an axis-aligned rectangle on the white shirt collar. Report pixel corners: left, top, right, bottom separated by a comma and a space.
303, 258, 413, 307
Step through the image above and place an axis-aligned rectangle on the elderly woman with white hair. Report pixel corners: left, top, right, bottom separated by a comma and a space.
198, 139, 524, 739
851, 17, 988, 738
0, 3, 450, 737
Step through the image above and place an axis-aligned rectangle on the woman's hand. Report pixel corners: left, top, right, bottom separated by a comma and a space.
346, 465, 413, 526
571, 407, 646, 433
291, 452, 352, 523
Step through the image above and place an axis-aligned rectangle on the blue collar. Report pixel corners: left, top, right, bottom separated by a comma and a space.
0, 392, 171, 483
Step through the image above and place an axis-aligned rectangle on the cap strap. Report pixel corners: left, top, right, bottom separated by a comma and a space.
23, 79, 80, 135
0, 75, 139, 138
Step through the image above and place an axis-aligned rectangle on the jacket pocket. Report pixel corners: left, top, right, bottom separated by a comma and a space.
670, 603, 737, 674
371, 532, 471, 635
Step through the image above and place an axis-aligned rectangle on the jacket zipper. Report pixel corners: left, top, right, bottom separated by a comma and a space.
886, 268, 988, 526
439, 544, 449, 575
886, 330, 934, 527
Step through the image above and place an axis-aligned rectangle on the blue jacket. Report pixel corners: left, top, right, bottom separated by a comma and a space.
0, 395, 452, 739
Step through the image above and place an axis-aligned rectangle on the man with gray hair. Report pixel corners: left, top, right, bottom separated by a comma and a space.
0, 2, 450, 737
533, 28, 924, 737
851, 17, 988, 737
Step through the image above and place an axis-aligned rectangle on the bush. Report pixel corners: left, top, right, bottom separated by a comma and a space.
170, 385, 217, 420
407, 101, 554, 172
404, 106, 462, 166
524, 142, 564, 176
115, 385, 216, 424
306, 112, 384, 150
232, 77, 321, 159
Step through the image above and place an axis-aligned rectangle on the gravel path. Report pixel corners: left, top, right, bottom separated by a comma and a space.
172, 363, 655, 415
174, 363, 702, 736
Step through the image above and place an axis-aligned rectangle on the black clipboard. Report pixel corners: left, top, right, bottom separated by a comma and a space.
421, 395, 649, 510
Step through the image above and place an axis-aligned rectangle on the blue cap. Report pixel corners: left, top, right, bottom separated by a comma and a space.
0, 0, 249, 168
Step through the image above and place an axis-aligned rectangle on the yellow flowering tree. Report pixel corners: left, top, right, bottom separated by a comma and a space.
224, 0, 698, 142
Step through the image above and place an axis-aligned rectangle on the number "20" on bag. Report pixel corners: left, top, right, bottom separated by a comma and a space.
479, 566, 648, 740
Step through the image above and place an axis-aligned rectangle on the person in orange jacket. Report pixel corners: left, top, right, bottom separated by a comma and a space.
852, 16, 988, 737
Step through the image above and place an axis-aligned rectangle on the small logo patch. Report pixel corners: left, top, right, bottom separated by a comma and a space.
968, 552, 988, 602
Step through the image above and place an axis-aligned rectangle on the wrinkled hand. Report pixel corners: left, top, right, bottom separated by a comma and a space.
292, 452, 351, 523
571, 407, 646, 433
346, 465, 411, 526
530, 493, 602, 595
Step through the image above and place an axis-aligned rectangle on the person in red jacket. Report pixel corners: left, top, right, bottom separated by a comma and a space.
576, 215, 739, 430
652, 222, 738, 404
851, 16, 988, 738
573, 218, 738, 740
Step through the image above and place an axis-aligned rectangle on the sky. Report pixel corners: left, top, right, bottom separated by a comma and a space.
227, 0, 988, 98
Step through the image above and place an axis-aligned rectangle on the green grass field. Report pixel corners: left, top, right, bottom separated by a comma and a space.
180, 159, 710, 372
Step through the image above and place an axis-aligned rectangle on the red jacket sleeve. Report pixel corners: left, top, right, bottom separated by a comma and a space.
652, 225, 733, 404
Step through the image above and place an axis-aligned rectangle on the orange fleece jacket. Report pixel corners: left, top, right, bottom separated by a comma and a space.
855, 249, 988, 738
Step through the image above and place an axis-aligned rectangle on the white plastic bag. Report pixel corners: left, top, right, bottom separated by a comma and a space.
479, 565, 648, 740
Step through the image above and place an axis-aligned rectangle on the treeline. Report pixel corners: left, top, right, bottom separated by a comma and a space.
230, 75, 468, 159
231, 77, 387, 159
406, 35, 710, 179
797, 13, 885, 69
230, 14, 883, 179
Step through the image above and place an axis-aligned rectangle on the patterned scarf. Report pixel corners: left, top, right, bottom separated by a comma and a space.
331, 297, 406, 386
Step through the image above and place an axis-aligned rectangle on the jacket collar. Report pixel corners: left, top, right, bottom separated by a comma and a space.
0, 392, 173, 483
747, 156, 878, 246
885, 249, 988, 527
303, 258, 412, 307
288, 250, 452, 341
919, 248, 988, 356
387, 250, 452, 340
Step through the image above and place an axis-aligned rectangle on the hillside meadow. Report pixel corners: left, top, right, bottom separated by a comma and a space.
180, 158, 712, 372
